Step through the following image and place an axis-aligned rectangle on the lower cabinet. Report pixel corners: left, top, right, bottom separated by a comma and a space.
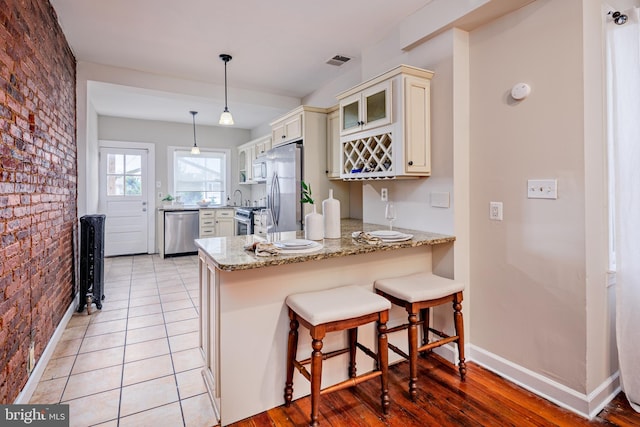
199, 208, 235, 238
199, 209, 216, 238
215, 209, 235, 237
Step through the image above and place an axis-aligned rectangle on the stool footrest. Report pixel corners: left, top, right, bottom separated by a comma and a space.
320, 371, 382, 395
387, 319, 426, 334
388, 342, 409, 360
355, 342, 378, 362
293, 360, 311, 382
428, 327, 449, 340
297, 347, 351, 366
418, 335, 459, 353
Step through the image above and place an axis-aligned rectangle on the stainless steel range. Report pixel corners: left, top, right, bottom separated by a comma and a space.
233, 207, 265, 235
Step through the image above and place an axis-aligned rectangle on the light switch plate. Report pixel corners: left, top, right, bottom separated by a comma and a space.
527, 179, 557, 199
431, 192, 450, 208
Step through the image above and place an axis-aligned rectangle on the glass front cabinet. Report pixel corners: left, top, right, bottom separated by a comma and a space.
339, 80, 392, 137
337, 65, 434, 180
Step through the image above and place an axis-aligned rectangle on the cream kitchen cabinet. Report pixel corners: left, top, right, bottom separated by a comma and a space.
325, 106, 341, 180
215, 209, 235, 237
237, 145, 252, 184
199, 209, 217, 238
337, 64, 434, 180
200, 208, 235, 237
270, 109, 304, 147
339, 80, 392, 137
237, 135, 270, 184
253, 136, 271, 157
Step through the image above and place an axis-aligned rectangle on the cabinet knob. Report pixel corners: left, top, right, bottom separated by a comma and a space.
408, 161, 413, 166
281, 135, 286, 139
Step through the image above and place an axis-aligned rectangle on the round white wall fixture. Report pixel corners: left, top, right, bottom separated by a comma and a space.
511, 83, 531, 100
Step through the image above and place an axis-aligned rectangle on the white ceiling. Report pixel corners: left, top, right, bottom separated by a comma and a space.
50, 0, 434, 129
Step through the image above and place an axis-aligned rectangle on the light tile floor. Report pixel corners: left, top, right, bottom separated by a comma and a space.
29, 254, 217, 427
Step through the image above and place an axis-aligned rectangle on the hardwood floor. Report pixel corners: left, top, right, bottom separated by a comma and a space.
228, 353, 640, 427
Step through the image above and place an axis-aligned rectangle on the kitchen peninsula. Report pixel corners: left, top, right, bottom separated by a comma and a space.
195, 219, 455, 425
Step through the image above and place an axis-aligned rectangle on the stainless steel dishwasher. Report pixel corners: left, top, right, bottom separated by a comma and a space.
164, 210, 199, 256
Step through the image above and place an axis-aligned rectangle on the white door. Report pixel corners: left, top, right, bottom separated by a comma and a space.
99, 147, 149, 256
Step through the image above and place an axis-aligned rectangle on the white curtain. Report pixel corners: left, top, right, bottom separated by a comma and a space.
606, 7, 640, 413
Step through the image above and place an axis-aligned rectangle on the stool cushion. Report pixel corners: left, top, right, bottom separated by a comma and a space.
374, 273, 464, 303
286, 286, 391, 326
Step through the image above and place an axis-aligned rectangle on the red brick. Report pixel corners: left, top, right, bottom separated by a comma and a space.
0, 0, 76, 403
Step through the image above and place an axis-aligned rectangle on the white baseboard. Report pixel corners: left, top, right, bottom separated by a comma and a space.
14, 296, 79, 404
469, 345, 621, 419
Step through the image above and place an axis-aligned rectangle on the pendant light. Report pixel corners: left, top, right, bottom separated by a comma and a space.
218, 54, 234, 125
190, 111, 200, 154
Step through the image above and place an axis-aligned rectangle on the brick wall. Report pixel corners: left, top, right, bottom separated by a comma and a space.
0, 0, 76, 403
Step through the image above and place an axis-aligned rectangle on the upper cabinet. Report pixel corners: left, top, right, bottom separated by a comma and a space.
254, 137, 271, 157
271, 110, 303, 147
237, 135, 271, 184
339, 80, 392, 137
326, 106, 341, 180
237, 145, 252, 184
337, 65, 434, 180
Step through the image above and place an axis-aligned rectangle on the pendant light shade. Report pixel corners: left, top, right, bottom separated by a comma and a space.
190, 111, 200, 154
218, 54, 234, 125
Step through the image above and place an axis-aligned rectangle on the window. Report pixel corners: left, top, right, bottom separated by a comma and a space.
170, 148, 228, 205
106, 153, 142, 196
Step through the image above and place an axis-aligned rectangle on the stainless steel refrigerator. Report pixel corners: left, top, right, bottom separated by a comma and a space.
265, 142, 303, 232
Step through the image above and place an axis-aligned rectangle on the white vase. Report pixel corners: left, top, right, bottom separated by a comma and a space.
304, 204, 324, 241
322, 189, 341, 238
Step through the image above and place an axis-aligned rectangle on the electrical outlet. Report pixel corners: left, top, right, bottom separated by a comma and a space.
381, 188, 388, 202
158, 192, 163, 199
489, 202, 503, 221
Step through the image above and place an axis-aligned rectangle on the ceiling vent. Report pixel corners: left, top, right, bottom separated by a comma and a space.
326, 54, 352, 66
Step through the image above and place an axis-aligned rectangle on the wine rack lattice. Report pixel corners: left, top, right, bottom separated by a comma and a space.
342, 133, 393, 179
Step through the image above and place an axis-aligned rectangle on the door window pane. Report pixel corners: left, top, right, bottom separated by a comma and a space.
125, 155, 142, 175
107, 154, 124, 174
106, 153, 142, 196
108, 176, 124, 196
125, 176, 142, 195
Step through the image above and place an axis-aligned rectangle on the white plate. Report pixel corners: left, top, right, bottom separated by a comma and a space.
274, 239, 315, 249
379, 234, 413, 242
369, 230, 405, 238
276, 241, 323, 253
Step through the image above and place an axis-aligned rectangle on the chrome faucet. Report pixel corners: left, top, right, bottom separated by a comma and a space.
233, 189, 243, 206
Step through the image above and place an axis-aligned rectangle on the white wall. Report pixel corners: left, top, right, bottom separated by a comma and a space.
470, 0, 588, 390
98, 116, 251, 205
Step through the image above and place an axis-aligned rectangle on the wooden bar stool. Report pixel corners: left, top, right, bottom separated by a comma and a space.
374, 272, 466, 401
284, 285, 391, 427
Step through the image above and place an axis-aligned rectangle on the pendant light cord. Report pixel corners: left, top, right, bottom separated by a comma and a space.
220, 54, 232, 112
192, 112, 197, 142
224, 60, 229, 111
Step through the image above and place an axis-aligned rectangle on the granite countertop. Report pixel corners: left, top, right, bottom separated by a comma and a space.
195, 218, 455, 272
